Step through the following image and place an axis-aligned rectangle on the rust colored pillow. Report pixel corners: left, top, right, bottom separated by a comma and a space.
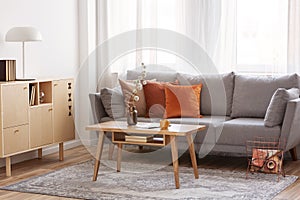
143, 81, 167, 118
143, 80, 179, 118
164, 84, 202, 118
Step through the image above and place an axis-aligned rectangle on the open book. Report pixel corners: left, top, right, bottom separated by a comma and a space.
135, 122, 160, 129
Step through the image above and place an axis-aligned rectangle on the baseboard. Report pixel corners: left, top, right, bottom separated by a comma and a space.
0, 139, 82, 168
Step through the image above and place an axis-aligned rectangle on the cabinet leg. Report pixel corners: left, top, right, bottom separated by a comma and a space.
38, 148, 43, 159
6, 157, 11, 177
59, 142, 64, 161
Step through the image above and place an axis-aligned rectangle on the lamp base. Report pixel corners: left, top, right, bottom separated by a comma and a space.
16, 78, 36, 81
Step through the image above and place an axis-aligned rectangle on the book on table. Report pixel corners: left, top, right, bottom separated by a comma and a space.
125, 135, 154, 143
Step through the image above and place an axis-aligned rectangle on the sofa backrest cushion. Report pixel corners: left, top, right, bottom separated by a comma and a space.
231, 74, 299, 118
127, 70, 178, 82
89, 93, 108, 123
177, 72, 235, 116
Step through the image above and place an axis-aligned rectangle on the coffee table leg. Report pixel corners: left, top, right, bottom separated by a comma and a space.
170, 135, 180, 189
117, 143, 123, 172
93, 131, 105, 181
186, 134, 199, 179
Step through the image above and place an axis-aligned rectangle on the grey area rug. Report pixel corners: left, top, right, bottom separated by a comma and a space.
1, 160, 297, 200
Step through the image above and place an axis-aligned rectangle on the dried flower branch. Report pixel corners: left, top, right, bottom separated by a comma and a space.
127, 63, 147, 107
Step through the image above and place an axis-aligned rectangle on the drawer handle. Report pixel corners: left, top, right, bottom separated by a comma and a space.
23, 87, 28, 90
54, 83, 58, 86
48, 108, 53, 111
14, 130, 19, 134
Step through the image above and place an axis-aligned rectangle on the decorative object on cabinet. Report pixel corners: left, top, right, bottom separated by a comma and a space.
5, 27, 42, 80
0, 60, 16, 81
0, 78, 75, 176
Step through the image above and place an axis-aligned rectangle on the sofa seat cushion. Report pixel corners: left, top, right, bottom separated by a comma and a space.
168, 116, 230, 126
231, 74, 299, 118
177, 72, 234, 116
216, 118, 281, 146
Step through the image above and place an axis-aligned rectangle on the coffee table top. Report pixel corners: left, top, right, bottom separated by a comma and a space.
86, 121, 206, 136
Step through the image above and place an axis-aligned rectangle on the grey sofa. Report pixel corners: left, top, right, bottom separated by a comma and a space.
89, 70, 300, 160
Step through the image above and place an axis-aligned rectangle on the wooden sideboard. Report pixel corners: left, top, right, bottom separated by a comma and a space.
0, 78, 75, 176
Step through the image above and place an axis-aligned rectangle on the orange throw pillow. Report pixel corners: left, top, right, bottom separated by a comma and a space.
164, 84, 202, 118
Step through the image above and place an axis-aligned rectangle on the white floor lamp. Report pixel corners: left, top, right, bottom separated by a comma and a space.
5, 27, 42, 80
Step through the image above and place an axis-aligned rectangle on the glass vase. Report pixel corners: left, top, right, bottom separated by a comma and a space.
127, 106, 138, 126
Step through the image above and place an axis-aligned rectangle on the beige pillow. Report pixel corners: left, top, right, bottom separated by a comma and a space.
119, 79, 146, 117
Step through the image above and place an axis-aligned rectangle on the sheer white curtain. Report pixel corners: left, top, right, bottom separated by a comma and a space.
288, 0, 300, 73
181, 0, 236, 73
96, 0, 236, 74
172, 0, 236, 73
96, 0, 300, 75
96, 0, 138, 87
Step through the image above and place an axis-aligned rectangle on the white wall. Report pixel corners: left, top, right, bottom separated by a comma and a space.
0, 0, 79, 79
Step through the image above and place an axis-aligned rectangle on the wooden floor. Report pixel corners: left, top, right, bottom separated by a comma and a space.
0, 145, 299, 199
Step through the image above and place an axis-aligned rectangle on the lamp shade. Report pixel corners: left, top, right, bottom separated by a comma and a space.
5, 27, 42, 42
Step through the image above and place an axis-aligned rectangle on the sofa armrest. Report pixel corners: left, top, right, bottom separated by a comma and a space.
89, 93, 108, 123
280, 98, 300, 151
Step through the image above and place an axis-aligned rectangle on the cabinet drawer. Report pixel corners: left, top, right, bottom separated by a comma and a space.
4, 125, 29, 155
30, 105, 53, 148
2, 83, 29, 128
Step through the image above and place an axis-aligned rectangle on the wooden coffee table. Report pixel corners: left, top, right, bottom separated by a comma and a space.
86, 121, 206, 189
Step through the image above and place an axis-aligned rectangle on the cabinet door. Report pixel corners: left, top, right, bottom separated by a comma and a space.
1, 83, 29, 128
53, 79, 74, 143
30, 105, 53, 148
4, 125, 29, 155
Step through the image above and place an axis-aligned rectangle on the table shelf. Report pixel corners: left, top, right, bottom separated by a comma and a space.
112, 132, 169, 146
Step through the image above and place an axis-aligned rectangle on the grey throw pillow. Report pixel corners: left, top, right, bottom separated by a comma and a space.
264, 88, 299, 127
100, 87, 125, 119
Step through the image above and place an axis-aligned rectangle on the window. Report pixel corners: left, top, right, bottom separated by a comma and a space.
236, 0, 288, 73
100, 0, 291, 74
